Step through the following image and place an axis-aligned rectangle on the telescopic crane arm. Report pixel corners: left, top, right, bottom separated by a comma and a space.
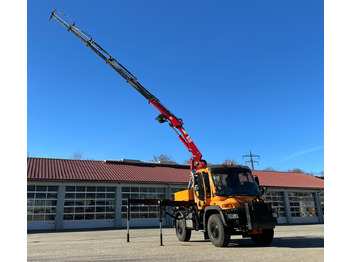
49, 10, 204, 170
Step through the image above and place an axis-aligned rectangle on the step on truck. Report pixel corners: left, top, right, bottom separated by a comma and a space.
49, 9, 278, 247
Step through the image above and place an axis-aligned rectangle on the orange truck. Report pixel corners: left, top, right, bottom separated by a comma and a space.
50, 10, 278, 247
174, 165, 277, 247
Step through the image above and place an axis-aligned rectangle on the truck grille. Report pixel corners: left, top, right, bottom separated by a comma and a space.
245, 202, 275, 230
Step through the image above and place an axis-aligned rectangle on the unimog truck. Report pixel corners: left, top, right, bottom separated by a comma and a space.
50, 9, 278, 247
174, 165, 277, 247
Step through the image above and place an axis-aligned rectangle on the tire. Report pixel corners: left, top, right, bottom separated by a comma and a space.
175, 218, 191, 242
207, 214, 230, 247
251, 229, 274, 246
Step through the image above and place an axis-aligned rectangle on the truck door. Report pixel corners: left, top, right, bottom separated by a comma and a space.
202, 172, 211, 206
194, 172, 211, 209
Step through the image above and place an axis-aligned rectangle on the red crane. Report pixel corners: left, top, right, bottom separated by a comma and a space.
49, 10, 205, 171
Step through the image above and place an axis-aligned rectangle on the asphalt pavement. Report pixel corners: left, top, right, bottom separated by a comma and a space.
27, 224, 324, 262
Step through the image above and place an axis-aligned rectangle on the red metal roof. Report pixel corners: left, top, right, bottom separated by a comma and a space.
27, 158, 324, 189
27, 157, 190, 184
252, 170, 324, 189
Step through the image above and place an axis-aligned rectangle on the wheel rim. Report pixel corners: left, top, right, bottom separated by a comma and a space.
177, 225, 183, 235
210, 223, 219, 239
177, 221, 183, 235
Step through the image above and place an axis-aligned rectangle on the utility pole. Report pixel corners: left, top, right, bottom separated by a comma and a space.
242, 150, 260, 170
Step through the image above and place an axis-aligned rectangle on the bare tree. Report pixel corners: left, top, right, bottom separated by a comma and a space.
224, 158, 239, 165
309, 170, 324, 177
152, 153, 175, 163
264, 167, 276, 171
183, 158, 213, 166
183, 159, 191, 165
72, 151, 83, 160
287, 168, 304, 173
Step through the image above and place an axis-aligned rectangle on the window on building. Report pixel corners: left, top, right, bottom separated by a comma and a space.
121, 187, 166, 219
63, 186, 115, 220
263, 191, 286, 217
319, 191, 324, 216
27, 185, 58, 222
288, 192, 317, 217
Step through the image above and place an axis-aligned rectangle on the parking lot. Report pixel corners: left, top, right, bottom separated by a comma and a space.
27, 224, 323, 262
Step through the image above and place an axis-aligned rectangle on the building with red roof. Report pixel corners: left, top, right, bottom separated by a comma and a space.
27, 157, 324, 230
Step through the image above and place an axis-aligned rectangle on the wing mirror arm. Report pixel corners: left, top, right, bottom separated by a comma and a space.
260, 186, 267, 195
254, 176, 260, 186
254, 176, 267, 195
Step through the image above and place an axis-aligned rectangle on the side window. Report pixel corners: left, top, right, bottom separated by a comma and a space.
203, 172, 211, 198
194, 173, 205, 201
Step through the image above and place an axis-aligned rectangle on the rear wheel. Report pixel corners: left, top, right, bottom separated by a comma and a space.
207, 214, 230, 247
251, 229, 274, 246
175, 218, 191, 242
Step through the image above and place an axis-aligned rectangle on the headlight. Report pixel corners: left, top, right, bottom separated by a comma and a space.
227, 213, 239, 219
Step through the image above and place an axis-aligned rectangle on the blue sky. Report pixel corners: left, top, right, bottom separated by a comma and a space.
27, 0, 324, 174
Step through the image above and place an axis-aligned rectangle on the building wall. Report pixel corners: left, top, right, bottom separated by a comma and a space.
27, 181, 186, 230
27, 181, 324, 231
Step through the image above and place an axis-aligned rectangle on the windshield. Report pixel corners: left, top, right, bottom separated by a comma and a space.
211, 168, 261, 196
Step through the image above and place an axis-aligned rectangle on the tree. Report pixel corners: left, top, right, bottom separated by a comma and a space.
183, 158, 213, 166
308, 170, 324, 177
183, 159, 191, 165
287, 168, 304, 173
71, 151, 94, 160
264, 167, 276, 171
72, 151, 83, 160
224, 158, 239, 165
152, 153, 175, 163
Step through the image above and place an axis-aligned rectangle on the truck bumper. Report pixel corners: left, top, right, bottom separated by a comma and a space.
245, 202, 275, 230
223, 202, 276, 233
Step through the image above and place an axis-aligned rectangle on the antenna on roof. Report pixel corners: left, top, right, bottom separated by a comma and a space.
242, 149, 260, 170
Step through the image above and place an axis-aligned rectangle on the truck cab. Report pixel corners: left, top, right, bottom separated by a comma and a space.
174, 165, 277, 247
194, 165, 261, 209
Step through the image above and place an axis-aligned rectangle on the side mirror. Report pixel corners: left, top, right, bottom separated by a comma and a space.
254, 176, 260, 186
260, 186, 267, 195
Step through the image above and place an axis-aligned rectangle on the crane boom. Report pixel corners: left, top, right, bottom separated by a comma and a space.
49, 9, 203, 170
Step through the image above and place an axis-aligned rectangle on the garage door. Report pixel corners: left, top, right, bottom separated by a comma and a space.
288, 192, 319, 223
62, 186, 115, 229
27, 185, 58, 230
121, 187, 167, 227
264, 191, 288, 224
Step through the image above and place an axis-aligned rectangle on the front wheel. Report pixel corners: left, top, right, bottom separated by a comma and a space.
207, 214, 230, 247
251, 229, 274, 246
175, 218, 191, 242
